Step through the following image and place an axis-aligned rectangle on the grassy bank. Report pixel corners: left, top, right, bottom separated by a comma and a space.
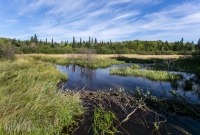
21, 54, 124, 68
0, 57, 83, 134
110, 65, 183, 81
18, 54, 182, 59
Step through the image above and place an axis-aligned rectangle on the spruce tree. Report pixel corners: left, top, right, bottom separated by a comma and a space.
197, 38, 200, 45
72, 36, 76, 48
30, 36, 33, 42
34, 34, 38, 43
91, 38, 93, 44
64, 41, 67, 46
51, 38, 55, 48
94, 38, 97, 44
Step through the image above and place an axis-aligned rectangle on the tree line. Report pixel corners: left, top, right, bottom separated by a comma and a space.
1, 34, 200, 55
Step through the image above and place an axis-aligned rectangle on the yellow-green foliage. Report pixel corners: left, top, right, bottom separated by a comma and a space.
30, 55, 124, 68
110, 66, 183, 81
130, 64, 140, 69
0, 57, 83, 134
92, 108, 118, 135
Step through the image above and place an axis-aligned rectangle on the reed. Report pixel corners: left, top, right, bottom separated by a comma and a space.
0, 57, 83, 134
110, 66, 183, 81
28, 55, 124, 69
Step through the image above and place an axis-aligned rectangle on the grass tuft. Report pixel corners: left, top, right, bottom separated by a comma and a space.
0, 58, 83, 134
110, 65, 183, 81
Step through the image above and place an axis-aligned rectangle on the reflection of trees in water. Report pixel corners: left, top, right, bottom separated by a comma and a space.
158, 57, 200, 99
65, 65, 96, 87
66, 64, 77, 73
80, 67, 96, 86
168, 73, 200, 99
182, 74, 200, 99
170, 80, 179, 90
190, 73, 200, 98
72, 64, 76, 73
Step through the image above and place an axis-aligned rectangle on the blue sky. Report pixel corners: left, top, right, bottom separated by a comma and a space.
0, 0, 200, 43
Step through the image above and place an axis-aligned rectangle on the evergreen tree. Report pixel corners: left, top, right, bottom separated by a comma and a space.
180, 38, 184, 50
180, 38, 184, 44
33, 34, 38, 43
39, 39, 42, 45
64, 40, 67, 46
72, 36, 76, 48
30, 36, 34, 42
85, 41, 91, 48
51, 38, 55, 48
197, 38, 200, 45
94, 38, 97, 44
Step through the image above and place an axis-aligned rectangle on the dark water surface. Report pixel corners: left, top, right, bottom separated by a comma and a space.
57, 64, 200, 102
57, 64, 200, 135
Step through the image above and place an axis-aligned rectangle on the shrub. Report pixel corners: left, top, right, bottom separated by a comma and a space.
0, 43, 16, 61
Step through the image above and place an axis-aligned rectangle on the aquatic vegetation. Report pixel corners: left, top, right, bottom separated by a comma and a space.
130, 64, 140, 69
85, 87, 199, 135
109, 65, 183, 81
92, 108, 118, 135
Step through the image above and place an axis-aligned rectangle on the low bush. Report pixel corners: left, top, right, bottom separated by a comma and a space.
0, 43, 16, 61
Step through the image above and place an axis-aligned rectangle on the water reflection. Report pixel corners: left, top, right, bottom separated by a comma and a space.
66, 64, 96, 83
57, 64, 200, 102
58, 65, 96, 90
57, 64, 200, 135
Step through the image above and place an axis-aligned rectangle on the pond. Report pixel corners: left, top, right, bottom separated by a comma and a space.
57, 64, 200, 102
57, 64, 200, 135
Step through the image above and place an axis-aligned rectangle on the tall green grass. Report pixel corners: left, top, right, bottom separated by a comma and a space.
0, 57, 83, 134
110, 66, 183, 81
30, 55, 124, 68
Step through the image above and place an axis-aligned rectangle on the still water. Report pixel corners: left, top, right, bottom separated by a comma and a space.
57, 64, 200, 134
57, 64, 200, 102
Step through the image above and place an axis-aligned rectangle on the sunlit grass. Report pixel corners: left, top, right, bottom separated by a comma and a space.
17, 54, 182, 59
23, 54, 124, 68
0, 58, 83, 134
110, 65, 183, 81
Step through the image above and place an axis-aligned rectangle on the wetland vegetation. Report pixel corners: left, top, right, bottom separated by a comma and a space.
1, 36, 200, 134
109, 64, 183, 81
0, 56, 83, 134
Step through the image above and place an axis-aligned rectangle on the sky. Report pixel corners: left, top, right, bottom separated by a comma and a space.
0, 0, 200, 43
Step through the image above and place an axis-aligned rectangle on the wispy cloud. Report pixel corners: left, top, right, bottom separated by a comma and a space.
5, 19, 19, 23
0, 0, 200, 42
106, 0, 132, 6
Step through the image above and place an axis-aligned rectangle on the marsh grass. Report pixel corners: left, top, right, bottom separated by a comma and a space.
17, 54, 182, 59
130, 64, 140, 69
28, 55, 124, 69
110, 66, 183, 81
0, 58, 83, 134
